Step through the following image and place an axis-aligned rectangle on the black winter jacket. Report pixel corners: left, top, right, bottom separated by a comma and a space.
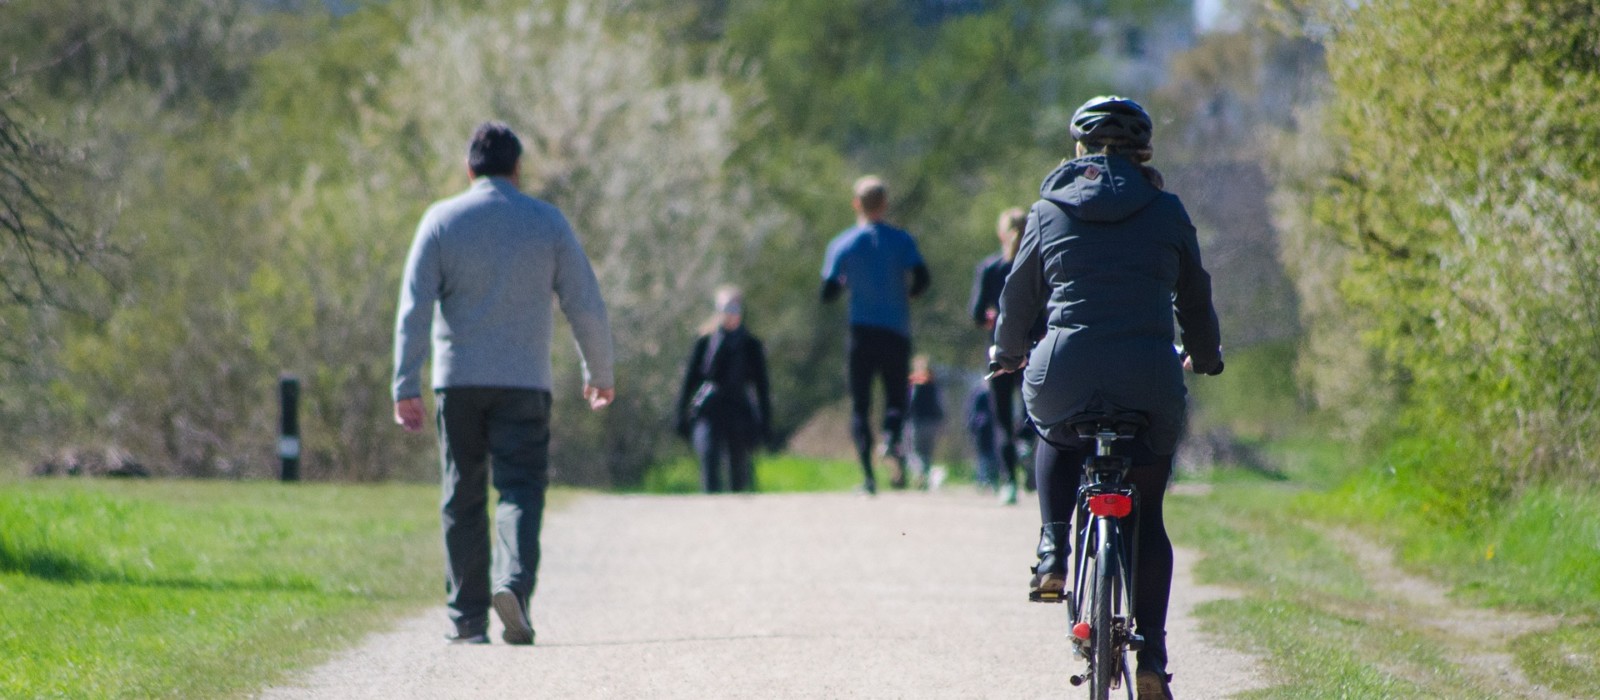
675, 326, 773, 434
993, 154, 1222, 454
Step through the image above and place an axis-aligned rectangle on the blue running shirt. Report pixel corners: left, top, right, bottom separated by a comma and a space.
821, 222, 925, 337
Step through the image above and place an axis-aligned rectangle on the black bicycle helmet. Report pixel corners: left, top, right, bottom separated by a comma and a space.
1069, 95, 1153, 147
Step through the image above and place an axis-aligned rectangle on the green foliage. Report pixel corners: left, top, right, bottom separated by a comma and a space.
0, 478, 440, 699
1187, 338, 1306, 440
1280, 0, 1600, 491
1, 0, 1168, 483
724, 0, 1105, 433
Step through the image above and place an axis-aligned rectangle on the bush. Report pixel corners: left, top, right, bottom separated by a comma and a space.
1279, 0, 1600, 489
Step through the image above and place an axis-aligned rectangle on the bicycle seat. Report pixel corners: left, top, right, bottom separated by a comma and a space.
1068, 412, 1149, 441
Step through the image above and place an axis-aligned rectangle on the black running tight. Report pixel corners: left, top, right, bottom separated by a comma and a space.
986, 370, 1022, 487
845, 325, 911, 479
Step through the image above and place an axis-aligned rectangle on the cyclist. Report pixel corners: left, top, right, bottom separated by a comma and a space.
821, 176, 931, 494
989, 96, 1223, 699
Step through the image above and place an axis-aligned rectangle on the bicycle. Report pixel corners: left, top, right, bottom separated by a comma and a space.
1034, 412, 1149, 700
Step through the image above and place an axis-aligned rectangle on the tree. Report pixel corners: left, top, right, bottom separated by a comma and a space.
1280, 0, 1600, 493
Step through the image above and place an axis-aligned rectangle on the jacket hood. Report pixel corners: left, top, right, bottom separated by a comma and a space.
1039, 154, 1160, 223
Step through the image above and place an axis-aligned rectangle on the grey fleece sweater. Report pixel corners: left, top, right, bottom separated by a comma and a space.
393, 177, 614, 400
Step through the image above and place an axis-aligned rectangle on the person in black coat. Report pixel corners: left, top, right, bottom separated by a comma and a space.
969, 207, 1039, 504
990, 96, 1223, 699
676, 286, 773, 493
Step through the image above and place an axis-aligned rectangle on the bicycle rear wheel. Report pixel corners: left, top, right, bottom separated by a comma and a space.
1089, 523, 1118, 700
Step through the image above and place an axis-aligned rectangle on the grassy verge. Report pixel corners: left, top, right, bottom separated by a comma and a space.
0, 477, 443, 699
1168, 480, 1483, 697
638, 453, 868, 493
1302, 468, 1600, 696
1306, 467, 1600, 616
1171, 438, 1600, 697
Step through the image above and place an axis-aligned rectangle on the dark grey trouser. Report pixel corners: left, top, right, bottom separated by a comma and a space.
692, 416, 754, 493
436, 387, 552, 634
906, 419, 941, 478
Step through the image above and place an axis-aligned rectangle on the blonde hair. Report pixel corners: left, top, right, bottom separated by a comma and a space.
997, 207, 1026, 261
698, 285, 744, 335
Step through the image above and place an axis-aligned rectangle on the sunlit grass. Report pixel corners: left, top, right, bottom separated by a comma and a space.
1172, 442, 1600, 697
638, 453, 864, 493
1169, 480, 1499, 697
1515, 620, 1600, 698
0, 478, 441, 699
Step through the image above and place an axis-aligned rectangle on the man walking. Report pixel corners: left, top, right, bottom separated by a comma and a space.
820, 176, 930, 494
393, 122, 615, 646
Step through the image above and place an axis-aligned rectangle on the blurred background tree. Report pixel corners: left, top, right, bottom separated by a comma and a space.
16, 0, 1586, 505
1274, 0, 1600, 505
0, 0, 1168, 483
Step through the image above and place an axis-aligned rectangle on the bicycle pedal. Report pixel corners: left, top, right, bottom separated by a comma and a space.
1028, 590, 1067, 603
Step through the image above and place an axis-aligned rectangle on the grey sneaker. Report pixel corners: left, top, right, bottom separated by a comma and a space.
492, 588, 535, 646
998, 481, 1018, 505
444, 630, 488, 645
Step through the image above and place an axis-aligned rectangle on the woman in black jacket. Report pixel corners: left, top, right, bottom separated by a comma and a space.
990, 96, 1223, 700
676, 286, 773, 493
969, 207, 1034, 504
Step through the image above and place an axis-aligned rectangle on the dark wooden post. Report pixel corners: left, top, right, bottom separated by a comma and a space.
278, 374, 301, 481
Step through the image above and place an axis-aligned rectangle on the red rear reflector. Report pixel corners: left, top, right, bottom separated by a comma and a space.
1073, 622, 1091, 639
1087, 494, 1133, 518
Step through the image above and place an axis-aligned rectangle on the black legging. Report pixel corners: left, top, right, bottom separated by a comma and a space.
1035, 438, 1174, 672
987, 370, 1021, 487
846, 325, 911, 481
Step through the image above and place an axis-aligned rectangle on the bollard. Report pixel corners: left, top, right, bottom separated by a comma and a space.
278, 374, 301, 481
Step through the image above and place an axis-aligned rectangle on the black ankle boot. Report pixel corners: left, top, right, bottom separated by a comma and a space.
1135, 631, 1172, 698
1028, 521, 1071, 600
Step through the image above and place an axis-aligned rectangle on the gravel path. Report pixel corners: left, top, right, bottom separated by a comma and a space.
261, 491, 1267, 698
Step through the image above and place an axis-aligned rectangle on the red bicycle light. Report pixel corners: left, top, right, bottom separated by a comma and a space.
1087, 494, 1133, 518
1073, 622, 1091, 640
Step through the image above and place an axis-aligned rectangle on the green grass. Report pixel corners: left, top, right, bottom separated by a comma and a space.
1168, 479, 1506, 697
1171, 434, 1600, 697
1296, 468, 1600, 695
1305, 471, 1600, 616
1516, 621, 1600, 698
638, 454, 865, 493
0, 477, 443, 699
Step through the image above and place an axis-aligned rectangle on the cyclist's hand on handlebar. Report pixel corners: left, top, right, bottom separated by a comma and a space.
584, 384, 614, 410
986, 345, 1027, 380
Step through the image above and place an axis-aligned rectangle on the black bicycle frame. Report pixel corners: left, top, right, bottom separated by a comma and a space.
1072, 455, 1142, 628
1067, 431, 1145, 697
